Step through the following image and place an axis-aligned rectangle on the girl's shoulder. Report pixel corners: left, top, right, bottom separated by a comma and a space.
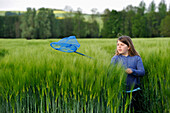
111, 55, 120, 64
134, 55, 141, 58
130, 55, 140, 57
132, 55, 142, 61
111, 55, 119, 59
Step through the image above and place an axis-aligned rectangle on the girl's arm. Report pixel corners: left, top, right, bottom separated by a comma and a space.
130, 56, 145, 77
111, 55, 118, 64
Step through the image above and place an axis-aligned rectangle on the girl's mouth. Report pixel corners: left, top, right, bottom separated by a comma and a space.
118, 49, 122, 51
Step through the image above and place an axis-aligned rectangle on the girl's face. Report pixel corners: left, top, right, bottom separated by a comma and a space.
117, 40, 129, 56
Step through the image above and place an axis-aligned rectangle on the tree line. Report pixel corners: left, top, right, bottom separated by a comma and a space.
0, 7, 100, 39
101, 0, 170, 38
0, 0, 170, 39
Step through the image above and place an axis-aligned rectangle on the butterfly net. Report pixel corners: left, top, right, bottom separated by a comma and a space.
50, 36, 80, 53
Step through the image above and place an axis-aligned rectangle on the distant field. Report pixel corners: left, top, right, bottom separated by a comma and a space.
0, 11, 26, 16
0, 38, 169, 112
0, 10, 67, 16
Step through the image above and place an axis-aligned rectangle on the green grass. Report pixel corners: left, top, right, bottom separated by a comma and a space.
0, 38, 169, 112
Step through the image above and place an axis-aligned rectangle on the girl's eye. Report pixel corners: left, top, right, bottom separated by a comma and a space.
117, 43, 125, 46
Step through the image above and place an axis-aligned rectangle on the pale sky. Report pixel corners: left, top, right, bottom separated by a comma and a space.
0, 0, 169, 14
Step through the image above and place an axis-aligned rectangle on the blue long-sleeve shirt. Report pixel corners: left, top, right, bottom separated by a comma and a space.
111, 55, 145, 91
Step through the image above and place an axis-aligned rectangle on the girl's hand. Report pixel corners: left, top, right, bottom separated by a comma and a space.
125, 68, 133, 74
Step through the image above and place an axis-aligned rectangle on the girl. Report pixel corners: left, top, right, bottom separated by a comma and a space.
111, 36, 145, 112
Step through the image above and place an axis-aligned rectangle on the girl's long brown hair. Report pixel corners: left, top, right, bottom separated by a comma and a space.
115, 36, 140, 56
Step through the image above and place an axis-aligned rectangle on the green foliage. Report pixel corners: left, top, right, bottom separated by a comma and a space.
73, 10, 87, 38
132, 14, 147, 37
0, 49, 8, 58
148, 1, 156, 13
20, 8, 56, 39
35, 8, 52, 39
48, 9, 57, 37
20, 8, 37, 39
160, 15, 170, 36
110, 10, 124, 38
132, 1, 148, 37
86, 20, 100, 38
61, 15, 74, 37
101, 9, 113, 38
100, 1, 169, 38
158, 0, 167, 19
0, 16, 20, 38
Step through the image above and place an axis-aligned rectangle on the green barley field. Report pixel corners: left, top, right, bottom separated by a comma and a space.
0, 38, 169, 113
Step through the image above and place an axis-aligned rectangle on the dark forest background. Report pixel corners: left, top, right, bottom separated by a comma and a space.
0, 0, 170, 39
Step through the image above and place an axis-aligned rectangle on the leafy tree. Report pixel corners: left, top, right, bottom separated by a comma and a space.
20, 8, 37, 39
14, 16, 21, 38
138, 1, 146, 15
146, 1, 159, 37
85, 8, 100, 38
86, 20, 99, 38
110, 10, 124, 38
158, 0, 167, 19
157, 0, 167, 35
0, 15, 21, 38
119, 10, 126, 36
132, 15, 147, 37
124, 5, 137, 37
55, 19, 63, 37
132, 1, 148, 37
148, 0, 156, 12
73, 8, 87, 38
101, 9, 112, 38
0, 17, 4, 37
101, 9, 126, 38
62, 12, 74, 37
48, 9, 57, 38
35, 8, 51, 39
91, 8, 98, 21
3, 16, 20, 38
160, 14, 170, 36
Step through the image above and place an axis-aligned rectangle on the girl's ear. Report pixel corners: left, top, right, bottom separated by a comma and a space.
128, 47, 130, 50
